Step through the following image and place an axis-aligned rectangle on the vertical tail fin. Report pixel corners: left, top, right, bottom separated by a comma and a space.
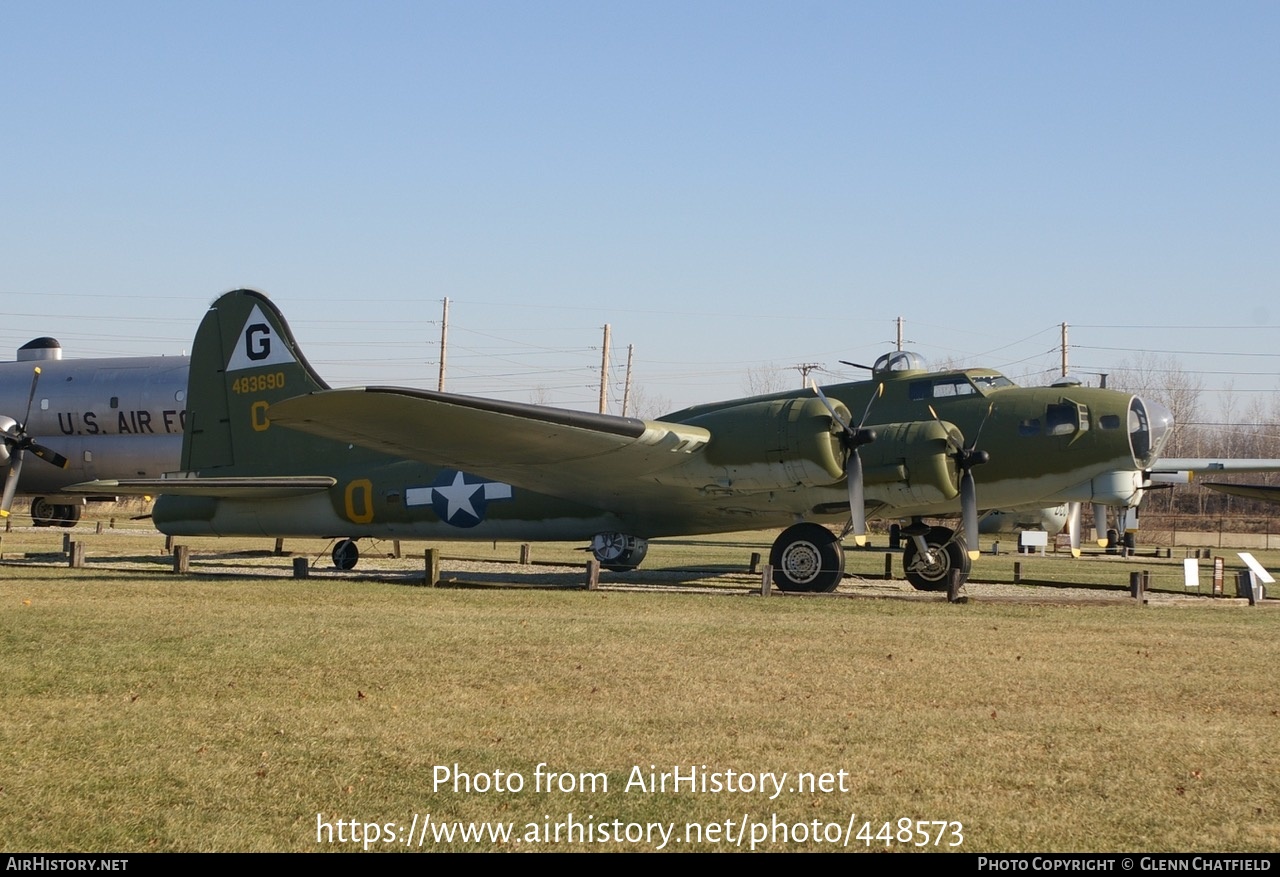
183, 289, 342, 475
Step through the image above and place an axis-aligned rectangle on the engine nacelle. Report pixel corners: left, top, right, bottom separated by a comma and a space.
677, 396, 849, 491
860, 420, 961, 506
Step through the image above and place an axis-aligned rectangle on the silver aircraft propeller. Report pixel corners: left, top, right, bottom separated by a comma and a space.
1, 367, 70, 518
929, 402, 993, 561
811, 380, 881, 546
1066, 502, 1083, 557
1092, 503, 1109, 547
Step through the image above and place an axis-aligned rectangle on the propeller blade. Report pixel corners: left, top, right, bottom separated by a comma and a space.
809, 379, 850, 430
856, 383, 884, 430
29, 442, 69, 470
960, 466, 980, 560
847, 449, 866, 546
1092, 503, 1109, 547
1067, 502, 1082, 557
20, 367, 42, 427
0, 451, 25, 517
810, 380, 875, 545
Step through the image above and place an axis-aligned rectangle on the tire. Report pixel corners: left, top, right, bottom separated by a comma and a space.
902, 526, 971, 592
30, 497, 57, 527
769, 523, 844, 593
332, 539, 360, 570
56, 504, 82, 527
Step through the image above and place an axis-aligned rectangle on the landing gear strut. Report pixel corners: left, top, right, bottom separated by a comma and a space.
902, 525, 971, 592
769, 522, 845, 593
333, 539, 360, 570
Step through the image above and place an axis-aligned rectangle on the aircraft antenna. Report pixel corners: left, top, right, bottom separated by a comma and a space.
897, 316, 904, 351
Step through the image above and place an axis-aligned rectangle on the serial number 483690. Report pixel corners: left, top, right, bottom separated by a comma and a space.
232, 372, 286, 394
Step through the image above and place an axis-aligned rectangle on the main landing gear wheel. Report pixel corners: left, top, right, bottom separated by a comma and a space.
769, 522, 845, 593
31, 497, 57, 527
590, 533, 649, 571
333, 539, 360, 570
902, 526, 971, 592
30, 499, 81, 527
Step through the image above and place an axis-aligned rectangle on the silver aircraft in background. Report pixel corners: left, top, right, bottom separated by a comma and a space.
0, 337, 188, 525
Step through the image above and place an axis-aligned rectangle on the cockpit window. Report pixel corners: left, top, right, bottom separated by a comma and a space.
970, 375, 1015, 392
931, 378, 976, 398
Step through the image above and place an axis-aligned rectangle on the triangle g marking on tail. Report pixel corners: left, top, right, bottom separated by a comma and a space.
226, 304, 299, 372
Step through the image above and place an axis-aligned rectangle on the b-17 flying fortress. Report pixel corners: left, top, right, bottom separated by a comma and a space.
72, 289, 1181, 593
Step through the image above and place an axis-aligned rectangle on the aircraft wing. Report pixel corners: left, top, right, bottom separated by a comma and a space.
269, 388, 712, 504
1150, 458, 1280, 476
66, 476, 337, 499
1201, 482, 1280, 503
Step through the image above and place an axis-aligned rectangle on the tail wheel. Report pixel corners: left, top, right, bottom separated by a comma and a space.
333, 539, 360, 570
902, 526, 970, 591
769, 523, 845, 593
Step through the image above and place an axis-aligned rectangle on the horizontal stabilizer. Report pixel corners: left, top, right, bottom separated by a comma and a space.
66, 476, 337, 499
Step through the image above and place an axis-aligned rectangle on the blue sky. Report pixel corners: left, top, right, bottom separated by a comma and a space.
3, 1, 1278, 420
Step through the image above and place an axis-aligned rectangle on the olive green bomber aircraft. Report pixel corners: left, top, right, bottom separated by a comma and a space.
73, 289, 1175, 592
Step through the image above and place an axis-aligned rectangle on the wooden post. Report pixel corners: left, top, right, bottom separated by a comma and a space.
586, 560, 600, 590
761, 564, 773, 596
173, 545, 189, 574
95, 521, 103, 535
520, 543, 532, 565
274, 538, 285, 556
883, 553, 893, 580
392, 540, 402, 559
424, 548, 440, 587
1129, 571, 1143, 599
62, 533, 72, 554
164, 535, 174, 553
109, 517, 115, 529
293, 557, 309, 579
68, 541, 85, 568
1013, 561, 1022, 584
748, 551, 761, 574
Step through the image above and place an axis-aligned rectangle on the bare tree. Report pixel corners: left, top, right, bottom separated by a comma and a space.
1110, 352, 1203, 458
627, 385, 673, 420
743, 362, 786, 396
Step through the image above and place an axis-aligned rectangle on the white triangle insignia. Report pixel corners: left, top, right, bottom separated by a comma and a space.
226, 304, 299, 372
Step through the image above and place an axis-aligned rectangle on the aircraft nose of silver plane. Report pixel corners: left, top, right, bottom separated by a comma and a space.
1129, 396, 1174, 468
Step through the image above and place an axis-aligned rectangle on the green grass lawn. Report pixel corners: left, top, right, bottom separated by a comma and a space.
2, 516, 1277, 852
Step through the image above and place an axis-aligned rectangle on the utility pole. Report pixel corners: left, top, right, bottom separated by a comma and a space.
793, 362, 822, 387
438, 297, 449, 391
599, 324, 611, 414
1060, 322, 1068, 378
621, 344, 634, 417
